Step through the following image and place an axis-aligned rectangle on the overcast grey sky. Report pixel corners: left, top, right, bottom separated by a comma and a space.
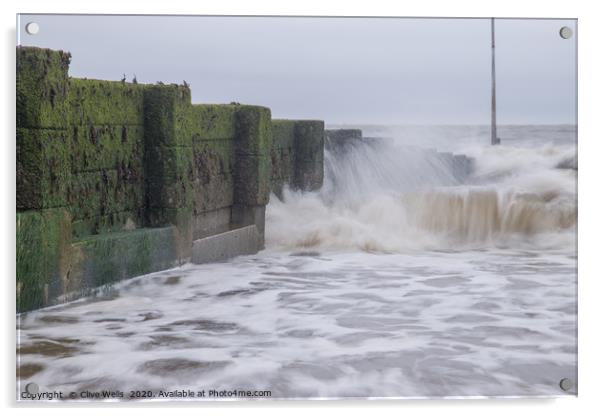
18, 15, 576, 125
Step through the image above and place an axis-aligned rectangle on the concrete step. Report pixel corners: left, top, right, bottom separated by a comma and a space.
191, 224, 261, 264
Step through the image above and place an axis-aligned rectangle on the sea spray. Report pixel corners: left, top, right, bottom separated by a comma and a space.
266, 125, 576, 251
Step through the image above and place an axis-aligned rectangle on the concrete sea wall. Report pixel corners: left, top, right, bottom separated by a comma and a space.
16, 46, 325, 312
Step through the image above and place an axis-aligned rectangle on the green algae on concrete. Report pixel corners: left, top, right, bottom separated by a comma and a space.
68, 78, 145, 126
293, 120, 324, 191
231, 106, 272, 251
234, 105, 273, 206
69, 123, 145, 173
16, 209, 71, 311
17, 128, 71, 210
16, 46, 327, 312
142, 84, 200, 261
235, 106, 273, 155
270, 119, 325, 195
68, 169, 144, 223
193, 140, 235, 211
16, 46, 70, 129
143, 85, 194, 233
186, 104, 238, 141
71, 211, 140, 240
271, 120, 297, 196
294, 120, 325, 163
68, 227, 180, 295
143, 85, 192, 147
190, 106, 237, 213
144, 145, 195, 210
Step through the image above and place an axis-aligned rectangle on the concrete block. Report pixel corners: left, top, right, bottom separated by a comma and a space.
294, 159, 325, 192
191, 225, 260, 264
68, 78, 145, 126
16, 46, 70, 129
235, 105, 273, 155
272, 120, 297, 150
143, 85, 195, 229
145, 145, 195, 210
68, 226, 180, 297
193, 139, 235, 212
193, 172, 234, 213
294, 121, 325, 191
16, 209, 72, 312
192, 207, 232, 240
70, 124, 145, 172
68, 169, 144, 222
232, 204, 266, 245
325, 129, 362, 152
187, 104, 237, 141
271, 120, 297, 196
143, 84, 193, 147
233, 155, 271, 206
71, 211, 140, 239
17, 128, 71, 210
234, 106, 272, 205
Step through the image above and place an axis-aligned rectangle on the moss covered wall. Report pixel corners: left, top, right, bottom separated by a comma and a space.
17, 46, 148, 237
271, 119, 325, 197
16, 46, 325, 312
68, 79, 147, 239
16, 47, 159, 312
271, 120, 296, 196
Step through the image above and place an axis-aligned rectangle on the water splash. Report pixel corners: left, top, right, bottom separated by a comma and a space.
266, 126, 576, 252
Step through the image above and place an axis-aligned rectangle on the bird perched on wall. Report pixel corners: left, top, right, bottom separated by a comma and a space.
183, 80, 190, 89
121, 73, 126, 83
132, 74, 138, 84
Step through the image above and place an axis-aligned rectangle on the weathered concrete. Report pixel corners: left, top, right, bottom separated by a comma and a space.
293, 121, 325, 191
16, 209, 72, 311
16, 46, 327, 312
324, 129, 363, 152
191, 225, 260, 264
324, 128, 383, 155
231, 205, 266, 249
67, 227, 181, 299
192, 207, 232, 240
271, 119, 325, 197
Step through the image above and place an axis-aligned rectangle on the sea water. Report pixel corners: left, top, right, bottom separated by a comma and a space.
17, 125, 577, 399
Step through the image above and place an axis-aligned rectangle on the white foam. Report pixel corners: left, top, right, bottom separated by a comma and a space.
16, 126, 577, 399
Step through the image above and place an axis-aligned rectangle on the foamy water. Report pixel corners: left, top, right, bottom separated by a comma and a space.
17, 125, 577, 399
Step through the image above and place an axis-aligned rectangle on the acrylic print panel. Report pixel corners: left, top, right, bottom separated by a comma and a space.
16, 14, 577, 400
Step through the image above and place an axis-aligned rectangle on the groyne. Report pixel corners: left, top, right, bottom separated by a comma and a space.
16, 47, 473, 313
16, 46, 323, 312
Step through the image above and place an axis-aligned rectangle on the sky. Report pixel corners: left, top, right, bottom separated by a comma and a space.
17, 15, 577, 125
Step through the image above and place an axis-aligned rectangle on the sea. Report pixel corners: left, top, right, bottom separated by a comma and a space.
17, 124, 577, 399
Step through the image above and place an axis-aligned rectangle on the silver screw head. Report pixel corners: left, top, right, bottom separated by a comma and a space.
25, 382, 39, 395
559, 378, 574, 391
25, 22, 39, 35
559, 26, 573, 39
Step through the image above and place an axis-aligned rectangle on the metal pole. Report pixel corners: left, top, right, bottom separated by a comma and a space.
491, 17, 499, 145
